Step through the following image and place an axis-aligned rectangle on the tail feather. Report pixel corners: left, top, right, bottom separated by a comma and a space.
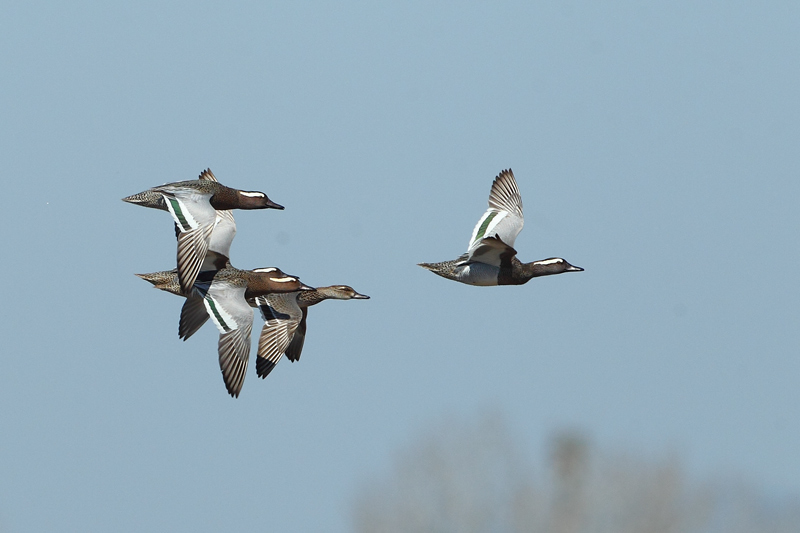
122, 190, 167, 210
135, 270, 183, 296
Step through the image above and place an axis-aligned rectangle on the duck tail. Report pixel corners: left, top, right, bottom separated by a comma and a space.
135, 270, 183, 296
122, 190, 167, 210
121, 191, 148, 204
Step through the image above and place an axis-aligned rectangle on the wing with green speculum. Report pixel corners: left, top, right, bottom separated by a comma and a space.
198, 281, 254, 397
465, 169, 524, 264
157, 187, 218, 293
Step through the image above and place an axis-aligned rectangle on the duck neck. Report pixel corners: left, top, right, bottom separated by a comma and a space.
208, 184, 241, 210
297, 288, 331, 308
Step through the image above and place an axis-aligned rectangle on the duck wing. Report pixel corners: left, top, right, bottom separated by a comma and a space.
462, 235, 518, 269
171, 210, 234, 272
203, 209, 235, 271
254, 292, 303, 378
155, 185, 218, 294
198, 168, 218, 182
284, 308, 308, 362
196, 280, 253, 398
178, 295, 210, 340
197, 168, 236, 269
465, 169, 524, 265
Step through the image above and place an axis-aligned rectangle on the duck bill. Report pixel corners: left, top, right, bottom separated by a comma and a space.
566, 265, 584, 272
352, 292, 370, 299
299, 283, 315, 291
266, 199, 284, 210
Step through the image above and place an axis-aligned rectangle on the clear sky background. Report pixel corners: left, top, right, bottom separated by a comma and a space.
1, 2, 798, 531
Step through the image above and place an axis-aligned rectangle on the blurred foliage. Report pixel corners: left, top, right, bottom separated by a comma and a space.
353, 413, 799, 533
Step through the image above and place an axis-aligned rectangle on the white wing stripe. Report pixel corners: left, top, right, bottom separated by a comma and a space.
163, 195, 200, 231
203, 295, 239, 333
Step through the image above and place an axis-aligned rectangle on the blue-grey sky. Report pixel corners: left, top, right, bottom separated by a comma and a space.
1, 2, 798, 531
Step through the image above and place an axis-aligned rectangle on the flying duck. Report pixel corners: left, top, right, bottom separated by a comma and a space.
418, 169, 583, 285
254, 285, 370, 378
123, 169, 283, 294
137, 266, 313, 397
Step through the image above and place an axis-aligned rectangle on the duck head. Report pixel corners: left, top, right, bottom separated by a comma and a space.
317, 285, 370, 300
237, 190, 284, 210
528, 257, 584, 276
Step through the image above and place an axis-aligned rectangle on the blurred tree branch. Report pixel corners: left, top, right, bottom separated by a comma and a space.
352, 413, 798, 533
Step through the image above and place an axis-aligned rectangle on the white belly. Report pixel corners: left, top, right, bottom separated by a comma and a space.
455, 263, 499, 286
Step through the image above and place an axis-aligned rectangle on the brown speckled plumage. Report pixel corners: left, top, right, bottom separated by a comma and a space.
254, 285, 369, 378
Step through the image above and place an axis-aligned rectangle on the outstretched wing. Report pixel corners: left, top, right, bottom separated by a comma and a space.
198, 281, 253, 397
218, 321, 252, 398
166, 171, 235, 273
254, 293, 302, 378
465, 169, 524, 265
284, 308, 308, 362
157, 185, 218, 293
178, 295, 210, 340
176, 224, 214, 293
203, 208, 235, 271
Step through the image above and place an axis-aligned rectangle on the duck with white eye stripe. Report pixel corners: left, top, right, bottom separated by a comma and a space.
122, 169, 283, 294
419, 169, 583, 286
138, 266, 313, 398
135, 272, 369, 387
